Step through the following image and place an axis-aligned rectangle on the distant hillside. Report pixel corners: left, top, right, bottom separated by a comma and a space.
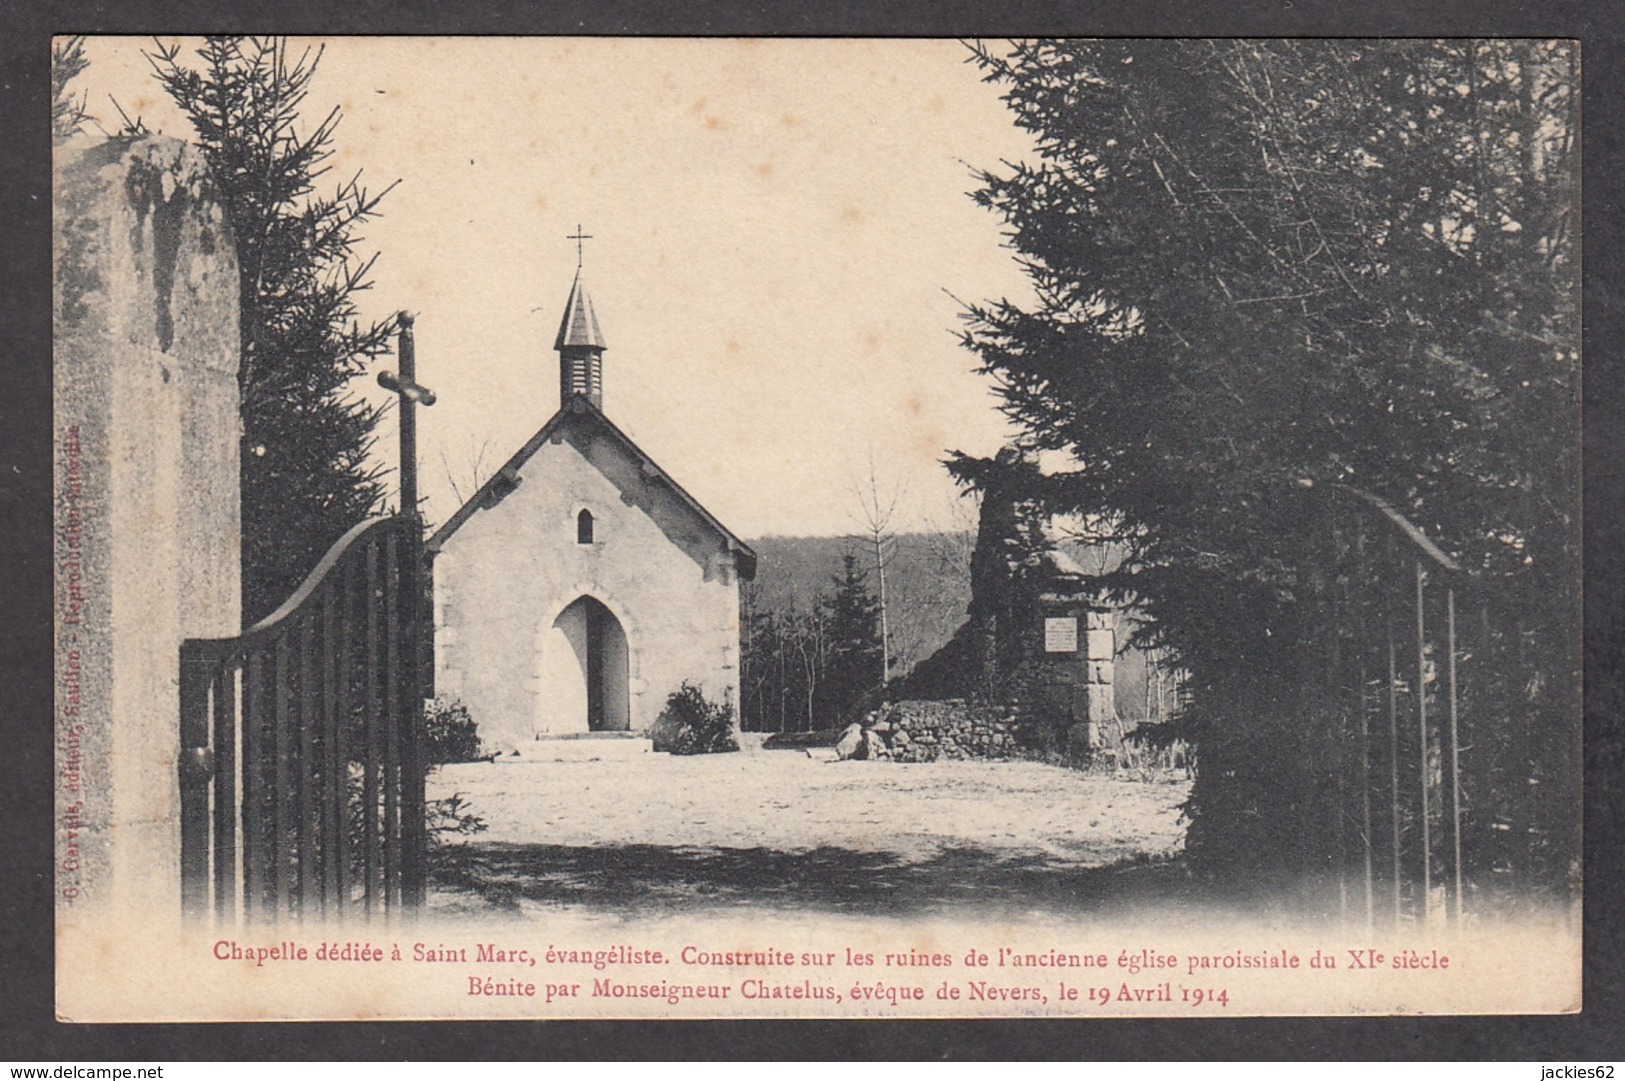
745, 533, 974, 681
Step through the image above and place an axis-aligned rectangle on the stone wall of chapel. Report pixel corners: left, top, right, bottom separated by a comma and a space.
434, 435, 741, 752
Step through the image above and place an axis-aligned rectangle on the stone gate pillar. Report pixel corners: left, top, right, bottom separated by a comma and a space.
54, 135, 240, 926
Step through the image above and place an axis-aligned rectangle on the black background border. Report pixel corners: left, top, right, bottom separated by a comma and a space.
3, 0, 1620, 1061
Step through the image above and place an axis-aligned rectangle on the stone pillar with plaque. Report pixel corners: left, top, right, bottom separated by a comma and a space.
1035, 602, 1115, 756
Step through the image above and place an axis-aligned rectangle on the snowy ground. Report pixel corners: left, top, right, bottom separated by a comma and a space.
426, 749, 1191, 920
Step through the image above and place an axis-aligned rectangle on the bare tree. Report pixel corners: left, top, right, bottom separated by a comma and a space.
441, 434, 496, 507
876, 488, 980, 677
793, 605, 829, 731
921, 488, 979, 583
849, 449, 905, 686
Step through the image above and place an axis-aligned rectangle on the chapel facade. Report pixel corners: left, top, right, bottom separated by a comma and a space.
428, 267, 755, 752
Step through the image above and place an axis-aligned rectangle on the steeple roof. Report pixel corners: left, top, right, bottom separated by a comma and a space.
554, 273, 607, 351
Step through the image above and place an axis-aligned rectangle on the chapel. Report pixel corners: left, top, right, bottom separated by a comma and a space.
427, 260, 756, 753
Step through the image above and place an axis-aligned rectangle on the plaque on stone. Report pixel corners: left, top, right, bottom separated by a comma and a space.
1044, 616, 1078, 653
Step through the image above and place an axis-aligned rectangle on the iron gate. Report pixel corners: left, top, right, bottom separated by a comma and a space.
179, 314, 435, 923
1310, 482, 1575, 929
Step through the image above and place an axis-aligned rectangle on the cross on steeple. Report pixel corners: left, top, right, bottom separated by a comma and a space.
553, 236, 607, 410
567, 224, 593, 269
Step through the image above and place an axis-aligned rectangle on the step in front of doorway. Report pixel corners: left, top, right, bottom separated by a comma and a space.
500, 734, 655, 763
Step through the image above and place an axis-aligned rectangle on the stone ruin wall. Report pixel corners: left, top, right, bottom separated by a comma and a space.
846, 605, 1125, 766
848, 699, 1024, 763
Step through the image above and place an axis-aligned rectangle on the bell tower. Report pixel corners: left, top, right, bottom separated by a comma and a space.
554, 225, 607, 410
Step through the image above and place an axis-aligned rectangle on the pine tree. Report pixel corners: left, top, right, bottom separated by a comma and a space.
51, 36, 92, 139
962, 40, 1579, 889
148, 37, 399, 623
820, 553, 884, 725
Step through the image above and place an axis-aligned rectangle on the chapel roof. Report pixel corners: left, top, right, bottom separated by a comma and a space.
427, 395, 757, 580
553, 272, 607, 351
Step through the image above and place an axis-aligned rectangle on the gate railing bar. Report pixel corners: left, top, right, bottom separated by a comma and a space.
212, 664, 236, 923
1386, 594, 1401, 923
1415, 558, 1432, 917
177, 654, 211, 918
1446, 587, 1463, 925
383, 528, 402, 912
1358, 659, 1374, 931
1329, 483, 1462, 575
243, 649, 264, 921
363, 537, 381, 917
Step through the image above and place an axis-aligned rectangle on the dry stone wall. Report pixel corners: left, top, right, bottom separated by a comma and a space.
853, 700, 1024, 763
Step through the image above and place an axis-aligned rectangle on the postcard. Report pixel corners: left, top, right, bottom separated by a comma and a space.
53, 36, 1581, 1021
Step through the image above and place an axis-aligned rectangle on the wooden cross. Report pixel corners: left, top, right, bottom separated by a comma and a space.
378, 312, 436, 520
568, 224, 593, 269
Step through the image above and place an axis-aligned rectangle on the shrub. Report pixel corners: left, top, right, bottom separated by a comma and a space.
651, 682, 739, 755
328, 699, 489, 891
343, 766, 487, 887
425, 791, 488, 849
423, 697, 483, 764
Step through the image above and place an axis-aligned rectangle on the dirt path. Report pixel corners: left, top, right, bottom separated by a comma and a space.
427, 751, 1190, 919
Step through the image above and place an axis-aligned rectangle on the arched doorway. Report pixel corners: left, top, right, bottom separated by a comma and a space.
538, 595, 630, 734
